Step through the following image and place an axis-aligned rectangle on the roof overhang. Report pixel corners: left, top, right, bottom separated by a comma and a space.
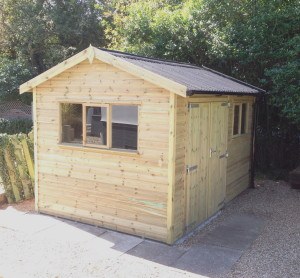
19, 45, 187, 97
187, 90, 265, 97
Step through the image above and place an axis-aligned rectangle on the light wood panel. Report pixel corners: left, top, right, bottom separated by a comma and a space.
186, 102, 210, 231
207, 102, 228, 216
172, 96, 187, 240
35, 59, 171, 243
21, 45, 188, 97
226, 96, 254, 201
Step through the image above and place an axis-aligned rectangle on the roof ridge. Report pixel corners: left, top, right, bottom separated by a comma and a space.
99, 48, 201, 69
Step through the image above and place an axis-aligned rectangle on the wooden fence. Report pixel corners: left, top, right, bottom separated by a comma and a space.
0, 132, 34, 203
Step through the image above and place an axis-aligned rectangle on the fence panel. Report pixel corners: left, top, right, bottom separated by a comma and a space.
0, 132, 34, 203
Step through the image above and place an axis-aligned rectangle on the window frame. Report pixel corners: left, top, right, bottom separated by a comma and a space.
83, 103, 110, 149
232, 102, 249, 138
59, 101, 139, 153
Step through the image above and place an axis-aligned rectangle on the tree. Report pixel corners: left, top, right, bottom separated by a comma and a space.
0, 0, 106, 102
108, 0, 300, 172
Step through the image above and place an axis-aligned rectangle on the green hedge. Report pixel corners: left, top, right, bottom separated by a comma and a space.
0, 118, 33, 134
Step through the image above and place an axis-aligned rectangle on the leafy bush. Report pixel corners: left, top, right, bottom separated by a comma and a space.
0, 118, 33, 134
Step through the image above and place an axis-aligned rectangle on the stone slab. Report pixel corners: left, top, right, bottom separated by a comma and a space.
223, 213, 265, 233
173, 244, 243, 277
62, 218, 107, 236
127, 240, 187, 266
197, 213, 264, 251
99, 230, 144, 253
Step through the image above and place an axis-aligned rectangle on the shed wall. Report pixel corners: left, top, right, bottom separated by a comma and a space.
226, 96, 254, 201
172, 95, 255, 242
35, 60, 171, 242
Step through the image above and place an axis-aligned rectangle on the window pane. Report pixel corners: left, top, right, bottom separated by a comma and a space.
85, 106, 107, 146
112, 105, 138, 150
61, 103, 82, 144
241, 103, 247, 134
233, 105, 240, 135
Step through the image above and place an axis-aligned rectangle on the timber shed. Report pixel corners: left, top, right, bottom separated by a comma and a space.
20, 46, 265, 244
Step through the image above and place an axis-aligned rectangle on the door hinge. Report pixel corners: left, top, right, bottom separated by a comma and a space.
188, 103, 199, 111
186, 165, 198, 173
221, 102, 231, 107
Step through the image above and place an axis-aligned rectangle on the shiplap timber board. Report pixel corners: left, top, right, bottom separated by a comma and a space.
172, 96, 187, 240
35, 59, 171, 243
226, 96, 254, 201
21, 47, 188, 97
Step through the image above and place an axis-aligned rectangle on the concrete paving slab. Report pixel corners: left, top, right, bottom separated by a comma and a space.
197, 225, 259, 251
61, 218, 107, 236
197, 213, 264, 251
100, 230, 144, 253
0, 209, 59, 233
223, 213, 265, 233
173, 243, 243, 277
33, 219, 99, 243
127, 240, 187, 266
105, 253, 205, 278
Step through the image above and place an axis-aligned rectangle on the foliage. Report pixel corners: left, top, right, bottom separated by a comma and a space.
0, 57, 34, 103
106, 0, 211, 64
0, 0, 107, 102
106, 0, 300, 173
0, 118, 33, 134
0, 0, 299, 174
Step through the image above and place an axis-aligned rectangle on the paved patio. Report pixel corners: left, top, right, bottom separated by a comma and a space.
0, 203, 264, 278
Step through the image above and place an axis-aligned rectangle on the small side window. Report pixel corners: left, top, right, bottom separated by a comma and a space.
241, 103, 248, 134
232, 102, 248, 137
233, 105, 240, 135
61, 103, 82, 144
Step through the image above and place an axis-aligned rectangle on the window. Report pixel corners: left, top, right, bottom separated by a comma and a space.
233, 103, 248, 137
61, 103, 82, 144
233, 105, 240, 135
84, 105, 108, 147
241, 103, 247, 134
60, 103, 138, 152
112, 105, 138, 150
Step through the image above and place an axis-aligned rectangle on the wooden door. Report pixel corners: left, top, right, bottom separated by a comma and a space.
207, 102, 228, 217
186, 103, 210, 230
186, 102, 228, 230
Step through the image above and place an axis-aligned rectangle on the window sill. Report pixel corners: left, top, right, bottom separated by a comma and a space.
58, 143, 140, 156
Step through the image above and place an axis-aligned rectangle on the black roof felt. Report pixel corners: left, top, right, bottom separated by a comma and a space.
103, 49, 265, 95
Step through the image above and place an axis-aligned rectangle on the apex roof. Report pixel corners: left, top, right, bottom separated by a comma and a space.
20, 45, 265, 96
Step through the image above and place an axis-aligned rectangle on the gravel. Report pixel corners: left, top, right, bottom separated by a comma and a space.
179, 180, 300, 278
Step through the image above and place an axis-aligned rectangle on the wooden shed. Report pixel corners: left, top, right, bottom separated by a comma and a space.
20, 46, 264, 244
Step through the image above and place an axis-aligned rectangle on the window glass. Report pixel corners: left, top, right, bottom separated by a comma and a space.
241, 103, 247, 134
61, 103, 82, 144
85, 106, 107, 146
233, 105, 240, 135
112, 105, 138, 150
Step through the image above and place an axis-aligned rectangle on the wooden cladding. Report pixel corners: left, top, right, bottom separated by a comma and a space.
33, 58, 255, 244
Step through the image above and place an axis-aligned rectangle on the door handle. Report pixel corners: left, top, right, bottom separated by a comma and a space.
219, 151, 229, 159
